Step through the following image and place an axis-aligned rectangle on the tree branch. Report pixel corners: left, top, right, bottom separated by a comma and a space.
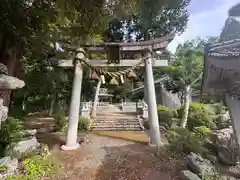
190, 72, 203, 86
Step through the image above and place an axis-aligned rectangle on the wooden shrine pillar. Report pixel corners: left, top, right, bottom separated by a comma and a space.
144, 51, 162, 147
91, 79, 102, 118
61, 49, 84, 151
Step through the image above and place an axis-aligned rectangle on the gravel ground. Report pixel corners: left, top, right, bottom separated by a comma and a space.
24, 112, 186, 180
54, 134, 186, 180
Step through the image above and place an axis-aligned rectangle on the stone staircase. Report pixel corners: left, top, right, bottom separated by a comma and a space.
91, 107, 142, 131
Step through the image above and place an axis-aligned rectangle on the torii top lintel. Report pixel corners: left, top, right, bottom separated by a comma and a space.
64, 34, 174, 53
57, 34, 174, 68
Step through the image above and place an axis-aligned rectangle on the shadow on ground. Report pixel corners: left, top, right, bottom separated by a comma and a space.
22, 113, 185, 180
92, 131, 149, 145
23, 113, 86, 151
54, 134, 186, 180
93, 144, 185, 180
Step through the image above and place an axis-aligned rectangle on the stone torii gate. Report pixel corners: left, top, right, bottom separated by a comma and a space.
57, 35, 174, 151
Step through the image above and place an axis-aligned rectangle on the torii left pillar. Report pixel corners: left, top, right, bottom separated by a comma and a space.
61, 49, 84, 151
144, 50, 162, 147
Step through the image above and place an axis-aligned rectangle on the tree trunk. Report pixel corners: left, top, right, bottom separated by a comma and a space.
180, 85, 191, 128
49, 93, 56, 116
22, 99, 26, 111
179, 91, 184, 105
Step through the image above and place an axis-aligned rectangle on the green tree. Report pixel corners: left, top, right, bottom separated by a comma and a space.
0, 0, 139, 107
220, 16, 240, 41
163, 39, 205, 128
102, 0, 191, 99
104, 0, 190, 42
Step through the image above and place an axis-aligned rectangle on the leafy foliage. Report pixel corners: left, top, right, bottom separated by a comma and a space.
202, 173, 221, 180
163, 39, 205, 94
0, 165, 7, 173
212, 103, 227, 114
178, 102, 215, 130
53, 108, 66, 132
6, 153, 59, 180
162, 37, 219, 98
2, 0, 141, 107
193, 126, 212, 138
220, 16, 240, 41
167, 128, 208, 155
0, 117, 24, 157
0, 0, 136, 52
104, 0, 190, 42
78, 116, 90, 131
157, 105, 177, 128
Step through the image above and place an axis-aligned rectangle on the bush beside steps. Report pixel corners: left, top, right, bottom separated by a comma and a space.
0, 117, 58, 179
0, 142, 57, 180
53, 107, 91, 133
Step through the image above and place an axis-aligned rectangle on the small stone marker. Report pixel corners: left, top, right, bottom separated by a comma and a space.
179, 170, 201, 180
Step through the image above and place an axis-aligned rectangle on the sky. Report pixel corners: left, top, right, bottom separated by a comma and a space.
167, 0, 239, 52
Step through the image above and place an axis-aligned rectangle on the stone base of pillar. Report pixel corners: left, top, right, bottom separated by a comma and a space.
148, 142, 157, 147
148, 140, 164, 147
90, 111, 96, 119
148, 131, 164, 147
148, 134, 157, 147
61, 143, 80, 151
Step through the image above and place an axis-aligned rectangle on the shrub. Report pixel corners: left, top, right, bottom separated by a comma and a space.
212, 102, 226, 114
202, 173, 220, 180
167, 128, 208, 155
157, 105, 177, 128
0, 165, 7, 173
214, 114, 230, 130
78, 116, 90, 131
0, 117, 24, 157
53, 108, 66, 132
8, 107, 26, 119
178, 102, 215, 130
6, 153, 59, 180
193, 126, 212, 138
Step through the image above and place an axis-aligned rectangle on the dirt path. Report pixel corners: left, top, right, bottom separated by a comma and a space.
24, 113, 186, 180
54, 134, 185, 180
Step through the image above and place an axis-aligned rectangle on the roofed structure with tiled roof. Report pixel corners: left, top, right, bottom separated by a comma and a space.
207, 39, 240, 58
202, 38, 240, 97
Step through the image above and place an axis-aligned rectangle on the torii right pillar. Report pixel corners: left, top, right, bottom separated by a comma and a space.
144, 50, 162, 147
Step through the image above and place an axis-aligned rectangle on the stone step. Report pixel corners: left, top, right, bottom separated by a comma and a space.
96, 115, 137, 119
96, 112, 136, 115
95, 119, 139, 123
96, 119, 138, 122
91, 127, 142, 131
91, 124, 141, 128
92, 111, 142, 131
92, 122, 140, 126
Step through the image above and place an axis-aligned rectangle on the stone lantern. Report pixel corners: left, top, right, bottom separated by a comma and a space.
0, 63, 25, 126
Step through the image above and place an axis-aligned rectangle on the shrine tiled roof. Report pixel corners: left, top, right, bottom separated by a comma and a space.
207, 39, 240, 58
